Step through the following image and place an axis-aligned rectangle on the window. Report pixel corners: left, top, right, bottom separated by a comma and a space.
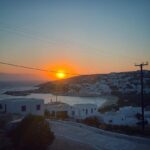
0, 104, 2, 109
91, 108, 93, 113
72, 111, 75, 116
86, 109, 88, 115
21, 105, 26, 112
36, 104, 41, 110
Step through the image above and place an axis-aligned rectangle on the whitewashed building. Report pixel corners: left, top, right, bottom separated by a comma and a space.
45, 102, 71, 112
100, 106, 150, 126
68, 104, 98, 119
117, 106, 141, 117
45, 102, 98, 119
45, 102, 71, 117
0, 98, 44, 116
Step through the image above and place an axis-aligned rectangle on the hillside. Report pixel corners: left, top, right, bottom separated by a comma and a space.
4, 70, 150, 107
34, 70, 150, 107
36, 71, 150, 95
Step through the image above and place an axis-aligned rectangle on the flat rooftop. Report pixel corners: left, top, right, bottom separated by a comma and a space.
0, 98, 44, 103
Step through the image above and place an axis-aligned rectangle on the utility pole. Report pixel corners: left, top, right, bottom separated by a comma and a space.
135, 62, 148, 131
56, 94, 58, 102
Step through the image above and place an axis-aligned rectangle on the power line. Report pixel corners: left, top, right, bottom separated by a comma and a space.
0, 21, 139, 62
0, 26, 56, 46
135, 62, 148, 132
0, 61, 80, 76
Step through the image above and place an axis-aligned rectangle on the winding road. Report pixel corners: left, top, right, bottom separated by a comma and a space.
49, 120, 150, 150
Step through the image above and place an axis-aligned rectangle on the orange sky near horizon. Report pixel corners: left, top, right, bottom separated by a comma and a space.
0, 1, 150, 80
0, 59, 147, 81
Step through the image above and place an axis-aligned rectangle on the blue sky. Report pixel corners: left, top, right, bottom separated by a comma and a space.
0, 0, 150, 78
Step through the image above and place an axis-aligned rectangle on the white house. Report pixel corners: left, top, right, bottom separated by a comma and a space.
117, 106, 141, 117
0, 98, 44, 116
45, 102, 71, 117
45, 102, 98, 119
100, 106, 150, 126
68, 103, 97, 119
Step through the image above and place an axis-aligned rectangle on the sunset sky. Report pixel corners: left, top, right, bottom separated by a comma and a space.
0, 0, 150, 80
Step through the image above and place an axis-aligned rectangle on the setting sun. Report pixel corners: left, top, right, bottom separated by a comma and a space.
56, 71, 66, 79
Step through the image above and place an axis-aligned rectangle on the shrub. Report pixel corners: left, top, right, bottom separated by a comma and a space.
44, 110, 51, 118
83, 117, 99, 127
9, 115, 54, 150
0, 114, 13, 129
56, 111, 68, 120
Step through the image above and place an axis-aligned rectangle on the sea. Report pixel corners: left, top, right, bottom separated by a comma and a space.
0, 81, 116, 107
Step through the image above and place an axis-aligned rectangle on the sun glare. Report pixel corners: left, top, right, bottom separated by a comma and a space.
56, 71, 66, 79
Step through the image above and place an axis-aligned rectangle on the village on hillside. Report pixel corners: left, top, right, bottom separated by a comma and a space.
0, 97, 150, 128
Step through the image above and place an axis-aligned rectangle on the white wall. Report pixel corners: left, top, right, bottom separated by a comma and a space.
0, 99, 44, 116
68, 104, 97, 119
44, 103, 98, 119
